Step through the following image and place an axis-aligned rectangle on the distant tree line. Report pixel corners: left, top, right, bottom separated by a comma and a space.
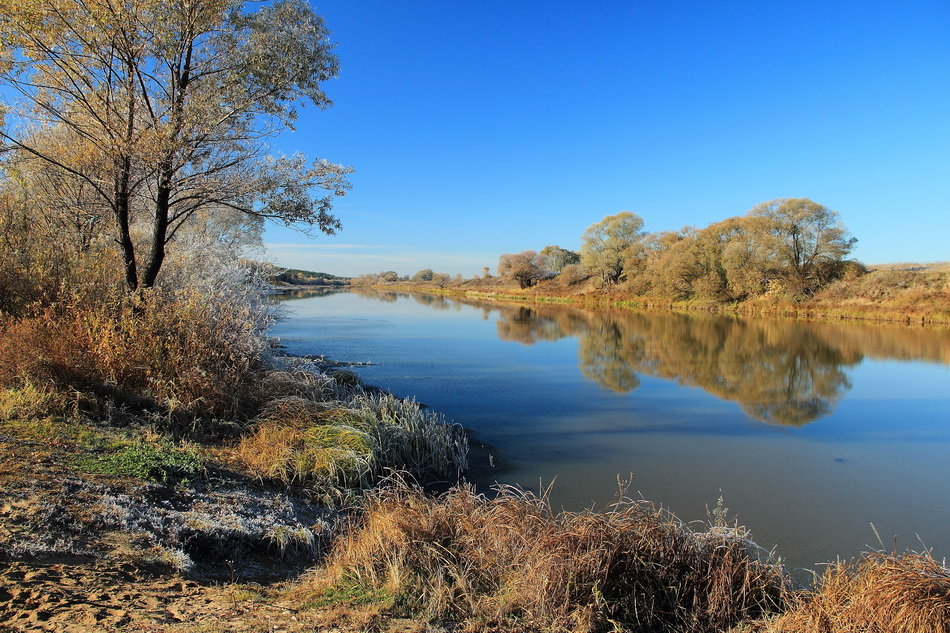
352, 269, 461, 286
492, 198, 859, 300
349, 197, 860, 302
271, 268, 349, 286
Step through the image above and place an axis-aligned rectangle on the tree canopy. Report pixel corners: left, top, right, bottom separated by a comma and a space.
749, 198, 857, 294
0, 0, 351, 290
498, 250, 548, 289
580, 211, 645, 285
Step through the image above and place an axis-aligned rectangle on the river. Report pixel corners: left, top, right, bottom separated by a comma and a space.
272, 288, 950, 574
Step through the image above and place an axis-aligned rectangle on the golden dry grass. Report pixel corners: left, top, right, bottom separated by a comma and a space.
0, 290, 264, 424
236, 393, 467, 500
302, 484, 788, 632
743, 552, 950, 633
236, 398, 374, 493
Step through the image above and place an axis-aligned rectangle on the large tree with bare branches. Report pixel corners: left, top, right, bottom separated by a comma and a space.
0, 0, 350, 290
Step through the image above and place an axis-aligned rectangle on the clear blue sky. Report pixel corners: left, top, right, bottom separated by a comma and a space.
264, 0, 950, 277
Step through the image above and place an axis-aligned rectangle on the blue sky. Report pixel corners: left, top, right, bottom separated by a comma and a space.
264, 0, 950, 277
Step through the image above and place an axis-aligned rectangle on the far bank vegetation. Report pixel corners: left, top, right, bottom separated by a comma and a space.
362, 199, 949, 323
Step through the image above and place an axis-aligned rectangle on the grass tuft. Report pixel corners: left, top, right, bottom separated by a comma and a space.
744, 551, 950, 632
0, 380, 70, 421
303, 483, 788, 632
237, 392, 467, 502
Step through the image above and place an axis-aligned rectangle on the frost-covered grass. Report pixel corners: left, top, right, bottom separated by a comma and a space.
237, 371, 468, 502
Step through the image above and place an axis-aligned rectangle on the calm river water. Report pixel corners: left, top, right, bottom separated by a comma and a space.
272, 288, 950, 573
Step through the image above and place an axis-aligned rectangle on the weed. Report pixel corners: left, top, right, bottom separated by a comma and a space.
302, 576, 394, 610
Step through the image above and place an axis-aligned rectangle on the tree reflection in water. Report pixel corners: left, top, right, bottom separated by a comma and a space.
350, 288, 950, 427
493, 304, 858, 425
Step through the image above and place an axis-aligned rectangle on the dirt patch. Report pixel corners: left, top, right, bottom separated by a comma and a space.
0, 558, 445, 632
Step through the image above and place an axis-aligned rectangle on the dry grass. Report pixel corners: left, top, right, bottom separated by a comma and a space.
236, 398, 374, 495
867, 262, 950, 273
236, 393, 467, 501
814, 269, 950, 306
301, 484, 788, 632
0, 289, 266, 425
0, 379, 70, 421
258, 369, 337, 402
742, 552, 950, 633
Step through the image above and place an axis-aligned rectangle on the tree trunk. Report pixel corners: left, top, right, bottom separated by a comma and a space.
141, 175, 171, 288
114, 157, 139, 291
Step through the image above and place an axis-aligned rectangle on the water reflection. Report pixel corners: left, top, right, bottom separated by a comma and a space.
273, 287, 340, 300
492, 305, 859, 425
351, 288, 950, 427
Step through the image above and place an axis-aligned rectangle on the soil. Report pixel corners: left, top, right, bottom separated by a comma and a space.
0, 557, 440, 632
0, 431, 441, 632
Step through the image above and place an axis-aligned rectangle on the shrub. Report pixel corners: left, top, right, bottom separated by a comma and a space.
0, 288, 267, 424
558, 263, 589, 286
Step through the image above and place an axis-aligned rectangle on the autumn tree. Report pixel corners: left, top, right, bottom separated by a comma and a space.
580, 212, 645, 285
538, 245, 580, 275
748, 198, 856, 295
0, 0, 350, 291
498, 250, 546, 289
412, 269, 435, 282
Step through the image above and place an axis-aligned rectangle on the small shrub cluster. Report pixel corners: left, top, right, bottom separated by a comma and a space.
0, 288, 267, 425
307, 484, 788, 632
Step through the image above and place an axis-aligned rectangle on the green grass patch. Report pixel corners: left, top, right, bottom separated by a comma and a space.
0, 412, 117, 452
303, 576, 395, 610
75, 439, 204, 483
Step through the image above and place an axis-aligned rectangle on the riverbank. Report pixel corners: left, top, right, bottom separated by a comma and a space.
0, 348, 468, 631
362, 265, 950, 327
3, 288, 949, 631
3, 352, 949, 631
